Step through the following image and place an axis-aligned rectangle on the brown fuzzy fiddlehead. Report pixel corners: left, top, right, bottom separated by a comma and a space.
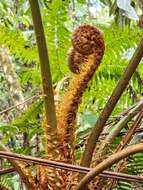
72, 25, 104, 55
57, 24, 105, 164
51, 24, 105, 189
68, 25, 104, 74
68, 48, 88, 74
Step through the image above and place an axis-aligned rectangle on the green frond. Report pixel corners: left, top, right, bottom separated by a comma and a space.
0, 26, 37, 63
43, 0, 71, 80
100, 25, 143, 75
0, 177, 12, 190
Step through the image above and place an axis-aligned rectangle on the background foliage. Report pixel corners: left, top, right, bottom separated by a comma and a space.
0, 0, 143, 189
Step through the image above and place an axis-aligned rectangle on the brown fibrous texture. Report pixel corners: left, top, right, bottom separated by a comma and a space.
72, 25, 104, 55
68, 25, 104, 74
43, 24, 105, 189
57, 24, 105, 164
37, 121, 63, 189
68, 48, 88, 74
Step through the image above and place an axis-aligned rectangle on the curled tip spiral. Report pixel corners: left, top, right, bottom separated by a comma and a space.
68, 48, 88, 74
68, 25, 105, 73
72, 24, 105, 55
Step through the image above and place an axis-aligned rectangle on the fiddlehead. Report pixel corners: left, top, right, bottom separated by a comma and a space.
40, 25, 105, 189
57, 25, 105, 163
